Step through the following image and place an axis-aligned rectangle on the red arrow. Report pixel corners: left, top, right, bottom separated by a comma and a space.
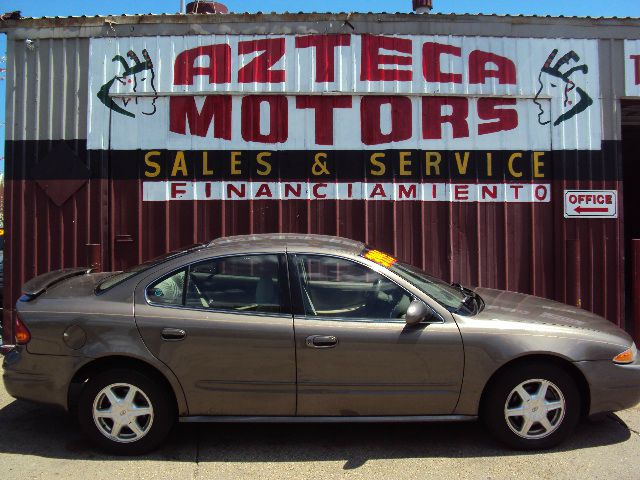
575, 206, 609, 214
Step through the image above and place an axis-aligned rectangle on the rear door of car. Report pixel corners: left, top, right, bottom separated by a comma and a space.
134, 253, 296, 416
288, 253, 464, 417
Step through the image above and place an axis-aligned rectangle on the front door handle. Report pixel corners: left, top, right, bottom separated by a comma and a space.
161, 328, 187, 341
306, 335, 338, 348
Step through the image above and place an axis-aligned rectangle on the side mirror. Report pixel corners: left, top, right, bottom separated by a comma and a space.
405, 300, 434, 326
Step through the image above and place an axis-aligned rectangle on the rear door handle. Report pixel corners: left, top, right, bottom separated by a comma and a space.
306, 335, 338, 348
161, 328, 186, 341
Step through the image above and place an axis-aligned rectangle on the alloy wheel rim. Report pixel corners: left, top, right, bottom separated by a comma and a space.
92, 383, 154, 443
504, 378, 566, 439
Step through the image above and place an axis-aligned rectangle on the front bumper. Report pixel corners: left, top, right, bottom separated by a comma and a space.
2, 346, 83, 411
576, 359, 640, 415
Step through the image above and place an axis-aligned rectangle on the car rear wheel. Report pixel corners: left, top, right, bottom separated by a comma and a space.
482, 363, 580, 450
78, 369, 175, 455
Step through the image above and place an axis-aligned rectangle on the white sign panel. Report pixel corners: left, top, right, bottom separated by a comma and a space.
143, 181, 551, 203
625, 40, 640, 97
88, 35, 601, 151
563, 190, 618, 219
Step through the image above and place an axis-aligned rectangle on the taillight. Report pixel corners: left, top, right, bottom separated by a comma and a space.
14, 315, 31, 345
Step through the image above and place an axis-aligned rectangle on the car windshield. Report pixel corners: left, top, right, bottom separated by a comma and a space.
361, 248, 481, 315
95, 243, 206, 293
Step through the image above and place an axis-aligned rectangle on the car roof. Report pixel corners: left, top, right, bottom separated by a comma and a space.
205, 233, 365, 256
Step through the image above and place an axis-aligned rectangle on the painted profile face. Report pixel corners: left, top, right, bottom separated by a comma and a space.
533, 49, 593, 127
97, 49, 158, 118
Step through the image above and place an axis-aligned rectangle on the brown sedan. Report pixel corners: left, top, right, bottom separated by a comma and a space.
2, 234, 640, 454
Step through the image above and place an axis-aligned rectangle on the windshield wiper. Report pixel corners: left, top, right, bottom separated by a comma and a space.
451, 282, 484, 314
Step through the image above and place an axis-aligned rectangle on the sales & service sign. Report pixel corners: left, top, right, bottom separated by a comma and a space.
87, 34, 603, 204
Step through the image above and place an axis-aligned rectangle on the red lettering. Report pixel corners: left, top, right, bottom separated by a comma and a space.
295, 96, 352, 145
361, 96, 412, 145
454, 184, 469, 201
370, 183, 387, 198
569, 194, 577, 204
360, 35, 412, 82
205, 182, 212, 198
169, 96, 232, 139
295, 35, 351, 82
256, 183, 273, 198
481, 185, 498, 200
422, 97, 469, 140
423, 42, 462, 84
469, 50, 516, 85
605, 194, 613, 204
284, 183, 302, 198
313, 183, 328, 198
398, 184, 417, 199
241, 95, 288, 144
171, 182, 188, 198
238, 38, 286, 83
255, 183, 273, 198
173, 44, 231, 85
227, 183, 246, 199
477, 98, 518, 135
535, 185, 548, 202
632, 55, 640, 85
511, 185, 523, 200
347, 183, 353, 198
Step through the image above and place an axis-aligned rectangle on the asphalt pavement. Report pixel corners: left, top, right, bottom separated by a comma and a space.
0, 383, 638, 480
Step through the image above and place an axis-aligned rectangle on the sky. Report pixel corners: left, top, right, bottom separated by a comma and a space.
1, 0, 640, 173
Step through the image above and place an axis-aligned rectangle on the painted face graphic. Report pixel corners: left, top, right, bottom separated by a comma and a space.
533, 49, 593, 127
97, 49, 158, 118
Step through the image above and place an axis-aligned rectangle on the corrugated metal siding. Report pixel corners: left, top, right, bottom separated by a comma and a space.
107, 178, 622, 325
2, 38, 109, 340
0, 23, 631, 342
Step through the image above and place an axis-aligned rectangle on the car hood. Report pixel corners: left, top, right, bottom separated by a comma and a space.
474, 287, 630, 340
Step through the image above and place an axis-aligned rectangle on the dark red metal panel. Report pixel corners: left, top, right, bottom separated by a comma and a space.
2, 141, 109, 342
633, 240, 640, 344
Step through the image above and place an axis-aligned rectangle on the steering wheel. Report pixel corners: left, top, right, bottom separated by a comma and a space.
365, 278, 384, 307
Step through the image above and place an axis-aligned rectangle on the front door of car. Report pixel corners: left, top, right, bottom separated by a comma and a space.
134, 253, 296, 416
289, 254, 464, 416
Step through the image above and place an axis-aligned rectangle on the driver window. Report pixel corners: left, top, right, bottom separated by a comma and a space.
185, 254, 282, 314
295, 255, 412, 321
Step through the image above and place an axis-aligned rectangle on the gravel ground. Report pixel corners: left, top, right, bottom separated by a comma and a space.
0, 383, 638, 480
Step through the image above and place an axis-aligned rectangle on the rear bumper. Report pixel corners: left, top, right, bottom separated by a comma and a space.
576, 360, 640, 415
2, 347, 82, 411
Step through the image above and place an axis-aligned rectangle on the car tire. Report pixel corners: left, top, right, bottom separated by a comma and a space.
77, 368, 175, 455
482, 362, 581, 450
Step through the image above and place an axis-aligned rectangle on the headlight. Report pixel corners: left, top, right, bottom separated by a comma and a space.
613, 344, 637, 364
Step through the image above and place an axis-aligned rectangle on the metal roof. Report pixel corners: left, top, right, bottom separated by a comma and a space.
2, 11, 640, 22
2, 11, 639, 40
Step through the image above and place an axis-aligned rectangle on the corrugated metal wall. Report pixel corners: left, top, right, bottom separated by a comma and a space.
3, 38, 110, 337
0, 20, 632, 342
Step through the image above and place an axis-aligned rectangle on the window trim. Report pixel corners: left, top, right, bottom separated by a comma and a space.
143, 252, 292, 317
287, 252, 444, 324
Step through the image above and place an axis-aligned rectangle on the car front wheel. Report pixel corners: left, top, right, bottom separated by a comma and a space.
78, 369, 175, 455
482, 363, 581, 450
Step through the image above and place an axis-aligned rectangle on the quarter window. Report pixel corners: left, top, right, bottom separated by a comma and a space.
294, 255, 412, 320
147, 269, 186, 306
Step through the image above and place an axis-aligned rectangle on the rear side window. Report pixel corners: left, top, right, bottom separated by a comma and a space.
146, 254, 287, 314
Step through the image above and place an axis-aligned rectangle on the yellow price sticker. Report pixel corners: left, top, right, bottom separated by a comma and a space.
363, 250, 397, 268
